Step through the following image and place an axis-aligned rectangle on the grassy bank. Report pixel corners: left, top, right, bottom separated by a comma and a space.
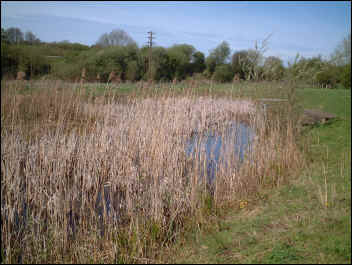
1, 80, 348, 263
164, 88, 351, 264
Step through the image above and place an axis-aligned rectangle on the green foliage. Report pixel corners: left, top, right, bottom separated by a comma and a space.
263, 243, 302, 263
288, 55, 326, 84
287, 53, 350, 89
126, 60, 139, 81
1, 28, 9, 43
1, 27, 348, 85
340, 63, 351, 89
75, 44, 140, 81
213, 64, 233, 83
232, 49, 263, 80
1, 43, 51, 79
49, 41, 90, 54
5, 27, 24, 44
150, 46, 172, 81
21, 46, 51, 78
192, 51, 206, 74
205, 56, 217, 78
232, 50, 250, 79
314, 66, 339, 88
51, 60, 82, 81
1, 42, 19, 78
167, 44, 196, 80
263, 56, 285, 81
208, 41, 231, 65
206, 41, 231, 78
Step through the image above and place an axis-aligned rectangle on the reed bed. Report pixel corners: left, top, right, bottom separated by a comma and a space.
1, 80, 303, 263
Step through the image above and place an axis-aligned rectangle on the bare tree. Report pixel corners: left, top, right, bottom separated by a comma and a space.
330, 34, 351, 66
96, 29, 136, 47
24, 31, 40, 45
235, 33, 272, 81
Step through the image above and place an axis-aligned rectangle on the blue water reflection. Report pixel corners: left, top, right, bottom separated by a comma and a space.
185, 121, 255, 184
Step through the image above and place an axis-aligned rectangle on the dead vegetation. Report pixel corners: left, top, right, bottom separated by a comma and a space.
1, 80, 303, 263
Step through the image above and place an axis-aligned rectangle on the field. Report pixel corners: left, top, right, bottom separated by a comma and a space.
1, 79, 350, 263
164, 86, 351, 264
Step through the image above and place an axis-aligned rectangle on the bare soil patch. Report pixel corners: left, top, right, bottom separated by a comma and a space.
300, 109, 337, 125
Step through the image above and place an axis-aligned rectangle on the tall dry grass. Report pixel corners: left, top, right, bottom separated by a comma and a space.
1, 80, 303, 263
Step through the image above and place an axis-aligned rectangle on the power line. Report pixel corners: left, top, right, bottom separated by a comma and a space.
147, 31, 155, 80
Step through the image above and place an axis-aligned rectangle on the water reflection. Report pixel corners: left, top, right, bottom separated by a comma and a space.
2, 121, 255, 253
185, 121, 255, 184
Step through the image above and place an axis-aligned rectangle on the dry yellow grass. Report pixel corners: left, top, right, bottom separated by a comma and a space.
1, 80, 303, 263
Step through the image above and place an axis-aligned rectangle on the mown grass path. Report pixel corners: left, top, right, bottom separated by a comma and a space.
164, 88, 351, 264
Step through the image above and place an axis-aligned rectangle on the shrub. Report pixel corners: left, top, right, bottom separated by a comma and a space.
125, 60, 139, 81
213, 64, 233, 83
263, 56, 285, 81
1, 42, 19, 78
1, 44, 51, 79
315, 68, 338, 88
314, 64, 350, 89
339, 64, 351, 89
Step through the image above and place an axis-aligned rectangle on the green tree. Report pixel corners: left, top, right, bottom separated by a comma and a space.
192, 51, 206, 74
213, 64, 233, 82
206, 41, 231, 77
288, 54, 326, 84
167, 44, 196, 80
139, 45, 172, 81
314, 65, 339, 88
152, 46, 172, 81
1, 43, 51, 79
1, 28, 9, 43
263, 56, 285, 81
209, 41, 231, 65
126, 60, 139, 81
329, 34, 351, 89
232, 49, 263, 80
23, 46, 51, 78
233, 34, 271, 81
232, 50, 249, 79
1, 43, 19, 78
6, 27, 24, 44
204, 56, 217, 78
340, 63, 351, 88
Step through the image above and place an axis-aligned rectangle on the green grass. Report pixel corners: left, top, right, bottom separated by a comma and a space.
164, 87, 351, 264
74, 80, 293, 100
2, 80, 350, 263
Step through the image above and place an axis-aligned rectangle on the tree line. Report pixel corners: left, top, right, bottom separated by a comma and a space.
1, 27, 350, 88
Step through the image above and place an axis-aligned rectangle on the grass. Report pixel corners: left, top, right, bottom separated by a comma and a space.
1, 79, 349, 263
163, 87, 351, 264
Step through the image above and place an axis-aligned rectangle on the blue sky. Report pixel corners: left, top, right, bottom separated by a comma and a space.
1, 1, 350, 65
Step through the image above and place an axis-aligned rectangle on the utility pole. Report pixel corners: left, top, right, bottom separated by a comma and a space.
147, 31, 155, 81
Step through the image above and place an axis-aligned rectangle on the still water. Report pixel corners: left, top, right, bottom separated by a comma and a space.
4, 121, 255, 244
185, 121, 255, 184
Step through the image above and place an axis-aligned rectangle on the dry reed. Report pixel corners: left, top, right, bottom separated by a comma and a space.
1, 79, 303, 263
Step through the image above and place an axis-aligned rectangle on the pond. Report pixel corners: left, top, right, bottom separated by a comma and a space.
93, 120, 256, 232
185, 120, 256, 184
3, 120, 256, 242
